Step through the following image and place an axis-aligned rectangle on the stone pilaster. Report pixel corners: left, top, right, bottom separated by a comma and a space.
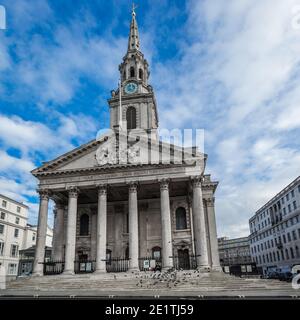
95, 185, 107, 273
206, 197, 222, 271
32, 189, 51, 276
63, 187, 79, 275
159, 179, 174, 270
52, 202, 65, 261
191, 176, 210, 270
128, 182, 139, 271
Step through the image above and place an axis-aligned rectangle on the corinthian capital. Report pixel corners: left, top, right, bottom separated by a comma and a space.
67, 186, 79, 198
190, 175, 203, 188
37, 189, 51, 200
205, 197, 215, 207
128, 181, 138, 193
97, 184, 108, 196
159, 178, 170, 190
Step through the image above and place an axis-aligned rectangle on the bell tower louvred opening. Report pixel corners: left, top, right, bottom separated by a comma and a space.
108, 6, 159, 140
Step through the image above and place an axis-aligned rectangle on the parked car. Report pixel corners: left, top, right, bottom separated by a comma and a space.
266, 271, 280, 279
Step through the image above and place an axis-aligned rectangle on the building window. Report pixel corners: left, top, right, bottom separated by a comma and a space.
139, 68, 143, 80
288, 204, 291, 213
292, 230, 297, 241
175, 207, 187, 230
79, 214, 89, 236
290, 247, 295, 259
8, 263, 17, 275
286, 194, 289, 201
14, 228, 19, 238
15, 217, 20, 224
283, 234, 286, 243
126, 107, 137, 130
152, 246, 161, 260
2, 200, 7, 208
293, 201, 297, 210
10, 244, 19, 257
0, 224, 4, 234
0, 212, 5, 220
287, 233, 291, 242
273, 251, 276, 262
296, 246, 300, 258
291, 190, 295, 197
32, 233, 36, 241
130, 66, 135, 78
17, 206, 21, 213
298, 185, 300, 193
277, 251, 280, 261
0, 242, 4, 256
285, 248, 289, 260
283, 208, 286, 215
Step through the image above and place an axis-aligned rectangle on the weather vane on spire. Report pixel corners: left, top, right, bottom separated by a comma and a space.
132, 2, 138, 16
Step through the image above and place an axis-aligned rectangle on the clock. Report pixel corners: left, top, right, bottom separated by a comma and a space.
124, 82, 138, 94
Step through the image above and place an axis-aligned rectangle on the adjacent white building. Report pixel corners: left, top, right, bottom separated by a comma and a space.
0, 194, 53, 280
249, 176, 300, 275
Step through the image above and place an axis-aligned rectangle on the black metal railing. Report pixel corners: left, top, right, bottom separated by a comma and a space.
43, 260, 65, 275
74, 260, 96, 274
138, 257, 162, 271
172, 255, 198, 270
106, 258, 129, 272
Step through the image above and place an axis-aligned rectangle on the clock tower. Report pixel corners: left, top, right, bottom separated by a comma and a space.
108, 7, 159, 140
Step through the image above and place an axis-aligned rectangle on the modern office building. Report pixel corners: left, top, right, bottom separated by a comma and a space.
249, 176, 300, 275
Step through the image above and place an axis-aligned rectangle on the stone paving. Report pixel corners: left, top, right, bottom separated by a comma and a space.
1, 271, 299, 298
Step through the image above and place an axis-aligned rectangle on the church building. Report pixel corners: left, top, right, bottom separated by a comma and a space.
31, 8, 221, 276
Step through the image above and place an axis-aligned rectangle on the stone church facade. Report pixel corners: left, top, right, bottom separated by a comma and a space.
31, 9, 221, 276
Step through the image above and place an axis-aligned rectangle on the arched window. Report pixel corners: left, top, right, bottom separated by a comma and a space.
152, 246, 161, 260
139, 68, 143, 80
80, 214, 89, 236
176, 207, 187, 230
130, 66, 135, 78
126, 107, 136, 130
123, 70, 126, 81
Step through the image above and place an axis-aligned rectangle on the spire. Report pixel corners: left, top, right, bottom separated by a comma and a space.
128, 3, 140, 52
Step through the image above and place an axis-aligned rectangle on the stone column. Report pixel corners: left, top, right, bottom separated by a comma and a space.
90, 209, 97, 260
95, 185, 107, 273
32, 189, 51, 276
206, 197, 222, 271
63, 187, 79, 275
191, 176, 210, 270
159, 179, 173, 270
128, 182, 139, 271
52, 202, 65, 261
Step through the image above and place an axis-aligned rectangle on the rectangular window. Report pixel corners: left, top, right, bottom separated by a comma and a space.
283, 208, 286, 215
298, 185, 300, 193
2, 200, 7, 208
15, 217, 20, 224
291, 190, 295, 197
283, 234, 286, 243
282, 198, 285, 204
32, 233, 36, 241
288, 204, 291, 213
0, 224, 4, 234
10, 244, 18, 257
16, 206, 21, 213
293, 201, 297, 210
287, 233, 291, 242
286, 194, 289, 201
14, 228, 19, 238
0, 211, 5, 219
8, 263, 17, 275
292, 230, 297, 241
0, 242, 4, 256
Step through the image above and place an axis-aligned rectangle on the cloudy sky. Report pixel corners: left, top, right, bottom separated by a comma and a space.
0, 0, 300, 238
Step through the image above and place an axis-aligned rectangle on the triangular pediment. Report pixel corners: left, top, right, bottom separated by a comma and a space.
32, 130, 206, 176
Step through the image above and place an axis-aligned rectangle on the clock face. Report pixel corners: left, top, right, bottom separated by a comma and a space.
125, 82, 138, 94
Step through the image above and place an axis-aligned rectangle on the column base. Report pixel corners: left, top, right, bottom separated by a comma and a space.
62, 270, 75, 276
211, 266, 223, 272
197, 265, 211, 272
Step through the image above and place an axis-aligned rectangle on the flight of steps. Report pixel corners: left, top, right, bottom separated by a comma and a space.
5, 270, 295, 295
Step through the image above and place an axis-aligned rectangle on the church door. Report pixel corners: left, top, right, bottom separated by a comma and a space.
178, 249, 190, 270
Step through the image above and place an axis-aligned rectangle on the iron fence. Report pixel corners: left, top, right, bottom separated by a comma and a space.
43, 260, 64, 275
106, 258, 129, 272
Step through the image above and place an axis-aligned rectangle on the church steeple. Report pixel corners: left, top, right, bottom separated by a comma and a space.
108, 6, 159, 140
128, 5, 140, 52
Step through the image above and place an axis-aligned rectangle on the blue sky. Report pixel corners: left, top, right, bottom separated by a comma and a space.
1, 0, 300, 238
